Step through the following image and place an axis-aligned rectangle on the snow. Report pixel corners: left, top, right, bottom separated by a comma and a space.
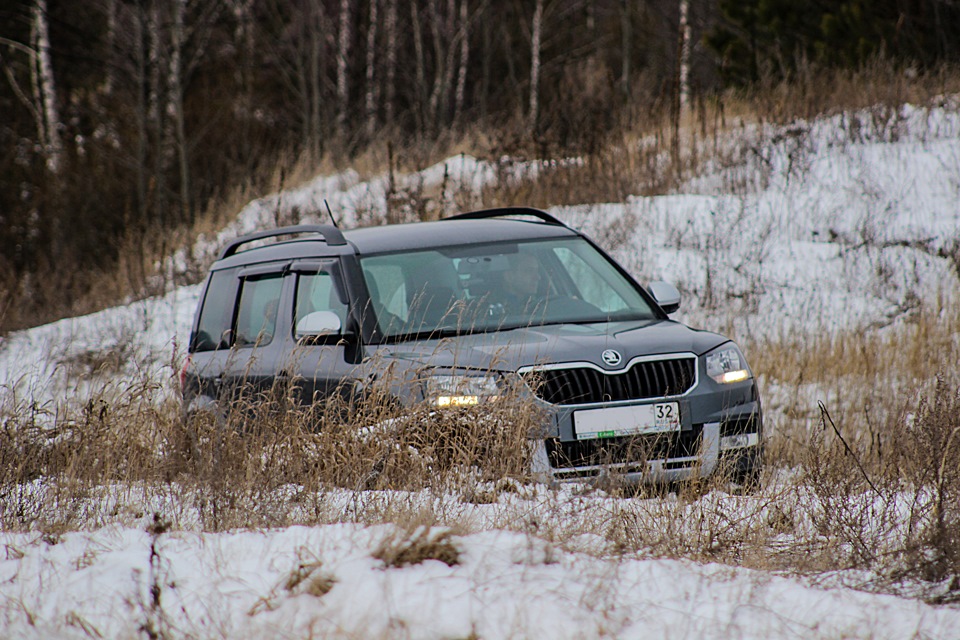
2, 523, 956, 639
2, 101, 960, 637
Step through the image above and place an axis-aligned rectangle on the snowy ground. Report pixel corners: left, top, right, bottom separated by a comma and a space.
3, 522, 957, 639
1, 102, 960, 637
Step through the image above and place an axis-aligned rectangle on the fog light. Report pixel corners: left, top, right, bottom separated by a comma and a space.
436, 395, 480, 407
426, 374, 499, 407
718, 370, 749, 384
720, 433, 759, 450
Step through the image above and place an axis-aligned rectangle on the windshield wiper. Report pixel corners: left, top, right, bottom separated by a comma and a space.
383, 325, 477, 342
566, 312, 655, 324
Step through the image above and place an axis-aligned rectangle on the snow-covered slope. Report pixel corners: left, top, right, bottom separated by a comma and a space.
3, 103, 958, 409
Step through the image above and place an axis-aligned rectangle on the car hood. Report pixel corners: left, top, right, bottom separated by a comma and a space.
368, 319, 728, 373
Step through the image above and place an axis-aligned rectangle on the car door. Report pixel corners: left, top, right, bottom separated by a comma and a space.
187, 262, 290, 419
218, 264, 290, 413
282, 259, 363, 414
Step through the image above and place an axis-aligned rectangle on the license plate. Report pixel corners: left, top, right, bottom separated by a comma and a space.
573, 402, 680, 440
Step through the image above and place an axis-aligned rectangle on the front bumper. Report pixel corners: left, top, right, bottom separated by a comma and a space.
529, 378, 763, 485
532, 422, 723, 483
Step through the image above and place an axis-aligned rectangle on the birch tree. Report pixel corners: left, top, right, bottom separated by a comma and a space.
672, 0, 690, 169
528, 0, 543, 137
31, 0, 63, 175
678, 0, 691, 112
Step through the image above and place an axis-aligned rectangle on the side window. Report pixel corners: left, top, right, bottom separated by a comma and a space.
234, 274, 284, 346
294, 271, 349, 331
553, 247, 629, 313
193, 269, 239, 352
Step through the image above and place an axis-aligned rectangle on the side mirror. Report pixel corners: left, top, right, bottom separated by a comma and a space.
649, 281, 681, 314
295, 310, 343, 339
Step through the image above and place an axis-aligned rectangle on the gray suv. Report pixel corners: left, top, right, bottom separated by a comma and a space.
181, 208, 762, 485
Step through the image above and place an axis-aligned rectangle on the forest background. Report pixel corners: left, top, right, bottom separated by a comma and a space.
2, 0, 960, 334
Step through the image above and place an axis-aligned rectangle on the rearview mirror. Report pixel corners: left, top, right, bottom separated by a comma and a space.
649, 281, 681, 314
295, 311, 342, 339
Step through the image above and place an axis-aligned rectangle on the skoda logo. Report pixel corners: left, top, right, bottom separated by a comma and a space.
601, 349, 622, 367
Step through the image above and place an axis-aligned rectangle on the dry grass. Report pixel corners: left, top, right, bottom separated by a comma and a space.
0, 364, 542, 532
372, 526, 461, 568
753, 300, 960, 469
726, 59, 960, 126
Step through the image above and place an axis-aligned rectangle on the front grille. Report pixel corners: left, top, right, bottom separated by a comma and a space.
545, 426, 703, 469
523, 357, 695, 405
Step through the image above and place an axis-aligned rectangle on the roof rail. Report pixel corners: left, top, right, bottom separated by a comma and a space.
218, 224, 347, 260
443, 207, 566, 226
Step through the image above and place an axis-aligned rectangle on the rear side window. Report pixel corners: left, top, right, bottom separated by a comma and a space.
235, 274, 284, 346
193, 269, 239, 352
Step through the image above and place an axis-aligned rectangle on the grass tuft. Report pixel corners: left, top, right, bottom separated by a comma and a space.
373, 526, 461, 569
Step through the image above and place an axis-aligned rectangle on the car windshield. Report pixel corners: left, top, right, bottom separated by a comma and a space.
360, 237, 659, 339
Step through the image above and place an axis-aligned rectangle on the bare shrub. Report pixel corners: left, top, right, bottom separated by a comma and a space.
775, 376, 960, 600
283, 557, 337, 598
887, 379, 960, 588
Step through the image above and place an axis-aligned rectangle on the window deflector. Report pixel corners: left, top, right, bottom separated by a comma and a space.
289, 259, 347, 304
238, 263, 289, 280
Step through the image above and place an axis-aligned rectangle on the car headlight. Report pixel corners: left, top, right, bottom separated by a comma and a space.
424, 374, 500, 406
705, 344, 752, 384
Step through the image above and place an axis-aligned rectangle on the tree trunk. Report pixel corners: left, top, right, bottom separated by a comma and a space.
231, 0, 256, 162
365, 0, 379, 139
32, 0, 63, 175
134, 2, 148, 224
620, 0, 631, 100
679, 0, 690, 113
385, 0, 397, 129
309, 1, 324, 162
105, 0, 117, 96
480, 13, 491, 121
169, 0, 190, 224
148, 0, 166, 225
336, 0, 352, 136
411, 1, 427, 133
427, 0, 446, 127
672, 0, 689, 172
528, 0, 543, 138
454, 0, 469, 127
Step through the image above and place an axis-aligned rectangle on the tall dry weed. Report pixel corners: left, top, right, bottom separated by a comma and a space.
0, 362, 543, 532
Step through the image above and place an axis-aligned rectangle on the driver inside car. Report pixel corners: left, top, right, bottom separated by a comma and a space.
493, 252, 546, 316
